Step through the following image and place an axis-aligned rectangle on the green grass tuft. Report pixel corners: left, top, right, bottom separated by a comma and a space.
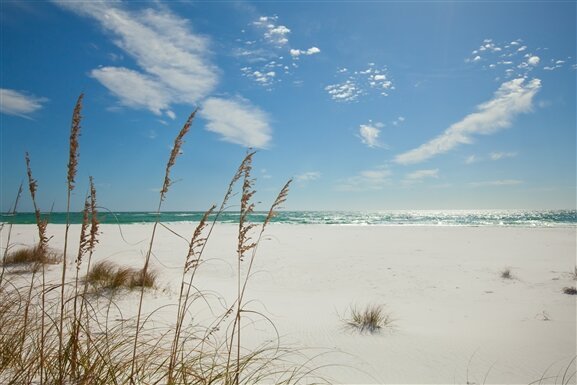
501, 268, 513, 279
2, 245, 60, 271
85, 260, 157, 291
562, 286, 577, 295
344, 304, 393, 334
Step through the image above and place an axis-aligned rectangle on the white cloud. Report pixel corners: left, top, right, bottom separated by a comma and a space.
358, 122, 384, 148
295, 171, 321, 182
336, 166, 392, 191
241, 68, 277, 87
200, 97, 272, 149
527, 56, 540, 66
467, 39, 555, 79
470, 179, 523, 187
0, 88, 48, 118
405, 169, 439, 180
55, 1, 218, 117
392, 116, 405, 126
290, 46, 321, 58
490, 151, 517, 160
325, 80, 362, 102
239, 16, 318, 88
326, 63, 394, 102
305, 46, 320, 55
91, 67, 172, 115
465, 155, 478, 164
395, 78, 541, 165
253, 15, 291, 46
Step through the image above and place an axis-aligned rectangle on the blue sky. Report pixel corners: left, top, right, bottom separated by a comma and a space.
1, 1, 575, 212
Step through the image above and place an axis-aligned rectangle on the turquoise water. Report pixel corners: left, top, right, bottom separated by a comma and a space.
1, 210, 576, 227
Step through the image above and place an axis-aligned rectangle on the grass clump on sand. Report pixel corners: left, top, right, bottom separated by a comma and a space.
500, 268, 513, 279
344, 304, 393, 334
2, 245, 60, 269
563, 286, 577, 295
85, 260, 157, 291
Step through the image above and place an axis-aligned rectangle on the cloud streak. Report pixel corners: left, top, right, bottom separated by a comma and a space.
54, 1, 218, 117
295, 171, 321, 182
395, 77, 541, 165
0, 88, 48, 118
470, 179, 523, 187
336, 166, 392, 191
200, 97, 272, 149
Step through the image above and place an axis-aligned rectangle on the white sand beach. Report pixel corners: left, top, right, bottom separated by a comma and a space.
3, 223, 576, 384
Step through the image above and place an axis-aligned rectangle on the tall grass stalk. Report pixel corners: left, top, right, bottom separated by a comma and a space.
130, 110, 196, 383
80, 177, 99, 364
226, 152, 292, 384
0, 182, 22, 286
70, 190, 92, 378
168, 152, 256, 384
24, 152, 50, 382
59, 93, 83, 383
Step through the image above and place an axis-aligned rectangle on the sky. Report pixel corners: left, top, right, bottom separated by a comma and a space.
1, 0, 575, 212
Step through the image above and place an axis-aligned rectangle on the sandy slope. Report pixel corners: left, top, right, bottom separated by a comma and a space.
2, 223, 576, 384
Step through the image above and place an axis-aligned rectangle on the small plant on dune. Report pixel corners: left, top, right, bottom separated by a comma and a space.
344, 304, 393, 334
563, 286, 577, 295
2, 245, 60, 269
571, 266, 577, 280
85, 260, 157, 292
501, 268, 513, 279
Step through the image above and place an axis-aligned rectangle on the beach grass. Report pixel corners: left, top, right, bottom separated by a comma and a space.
84, 260, 157, 291
501, 268, 513, 279
2, 245, 60, 268
562, 286, 577, 295
1, 95, 575, 384
344, 304, 393, 334
0, 96, 324, 385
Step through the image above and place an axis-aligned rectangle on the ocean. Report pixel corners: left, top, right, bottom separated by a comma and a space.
1, 210, 576, 227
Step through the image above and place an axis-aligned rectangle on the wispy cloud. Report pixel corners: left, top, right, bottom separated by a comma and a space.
490, 151, 517, 160
325, 80, 362, 102
240, 67, 277, 88
392, 116, 405, 126
466, 38, 575, 79
326, 63, 394, 102
465, 155, 479, 164
238, 15, 320, 88
54, 1, 218, 117
358, 121, 385, 148
0, 88, 48, 118
90, 67, 172, 116
290, 47, 321, 58
253, 16, 291, 46
336, 166, 392, 191
295, 171, 321, 182
405, 169, 439, 181
200, 97, 271, 149
470, 179, 523, 187
395, 77, 541, 165
466, 151, 517, 164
